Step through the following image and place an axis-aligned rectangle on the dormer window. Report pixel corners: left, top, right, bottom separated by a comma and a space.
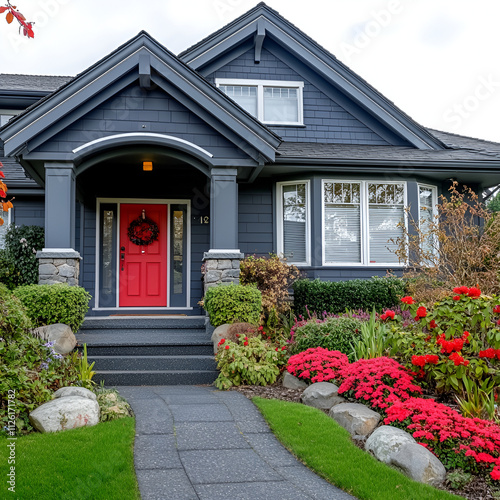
216, 79, 304, 126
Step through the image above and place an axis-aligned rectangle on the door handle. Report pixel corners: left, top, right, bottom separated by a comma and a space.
121, 247, 125, 271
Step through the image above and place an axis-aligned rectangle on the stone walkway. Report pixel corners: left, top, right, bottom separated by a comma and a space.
117, 385, 356, 500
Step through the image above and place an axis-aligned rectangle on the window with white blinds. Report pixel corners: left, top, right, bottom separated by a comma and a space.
278, 181, 309, 264
323, 181, 406, 265
216, 79, 304, 125
324, 182, 361, 263
418, 184, 437, 256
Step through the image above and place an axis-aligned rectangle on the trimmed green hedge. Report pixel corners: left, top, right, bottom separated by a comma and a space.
14, 284, 91, 332
293, 277, 405, 316
204, 284, 262, 327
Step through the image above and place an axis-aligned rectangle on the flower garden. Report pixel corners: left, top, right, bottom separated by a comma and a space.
207, 264, 500, 497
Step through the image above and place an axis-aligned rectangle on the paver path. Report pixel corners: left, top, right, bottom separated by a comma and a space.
118, 385, 356, 500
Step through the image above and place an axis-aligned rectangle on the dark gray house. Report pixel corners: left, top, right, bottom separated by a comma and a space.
2, 3, 500, 317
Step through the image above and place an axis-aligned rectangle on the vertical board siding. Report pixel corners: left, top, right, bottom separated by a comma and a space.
207, 47, 389, 145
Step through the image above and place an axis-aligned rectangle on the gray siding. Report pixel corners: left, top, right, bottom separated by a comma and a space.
238, 182, 274, 255
81, 204, 97, 309
207, 47, 389, 145
35, 83, 251, 160
12, 198, 45, 227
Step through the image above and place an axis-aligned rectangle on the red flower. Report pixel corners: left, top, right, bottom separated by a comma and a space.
449, 352, 469, 366
258, 326, 264, 331
467, 287, 481, 298
415, 306, 427, 319
453, 295, 460, 301
401, 296, 415, 305
381, 310, 395, 320
453, 286, 470, 295
491, 468, 500, 481
493, 305, 500, 314
244, 336, 248, 341
429, 320, 437, 329
243, 341, 248, 346
224, 345, 229, 350
281, 346, 286, 351
479, 348, 496, 359
218, 338, 226, 346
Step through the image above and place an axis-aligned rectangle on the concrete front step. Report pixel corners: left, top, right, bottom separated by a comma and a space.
95, 369, 218, 386
82, 343, 213, 357
80, 316, 206, 330
89, 354, 217, 371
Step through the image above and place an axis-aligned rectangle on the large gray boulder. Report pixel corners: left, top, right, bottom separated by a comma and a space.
301, 382, 345, 410
389, 442, 446, 486
329, 403, 381, 437
31, 323, 77, 355
29, 396, 100, 433
53, 387, 97, 401
211, 324, 231, 354
365, 425, 416, 463
283, 372, 307, 390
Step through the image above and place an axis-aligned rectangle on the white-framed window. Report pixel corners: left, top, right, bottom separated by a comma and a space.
0, 208, 12, 249
277, 181, 310, 265
216, 79, 304, 126
322, 180, 406, 266
418, 184, 438, 256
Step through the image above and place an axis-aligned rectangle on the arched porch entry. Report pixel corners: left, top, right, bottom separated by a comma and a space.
39, 134, 241, 315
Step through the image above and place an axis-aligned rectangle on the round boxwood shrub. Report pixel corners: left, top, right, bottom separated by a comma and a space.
203, 284, 262, 327
14, 284, 91, 332
291, 317, 363, 360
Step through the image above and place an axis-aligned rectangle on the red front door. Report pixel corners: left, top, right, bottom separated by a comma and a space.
119, 204, 168, 307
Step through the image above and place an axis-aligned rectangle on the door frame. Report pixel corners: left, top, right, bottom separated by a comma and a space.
94, 198, 192, 311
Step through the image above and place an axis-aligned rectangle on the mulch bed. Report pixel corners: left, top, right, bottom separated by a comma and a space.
231, 383, 499, 500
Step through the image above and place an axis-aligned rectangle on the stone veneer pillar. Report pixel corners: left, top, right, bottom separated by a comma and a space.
36, 250, 82, 286
202, 250, 244, 295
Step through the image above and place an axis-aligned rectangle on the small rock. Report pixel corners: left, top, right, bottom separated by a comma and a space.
365, 425, 416, 463
283, 372, 308, 390
31, 323, 77, 355
301, 382, 345, 410
29, 397, 100, 433
211, 324, 231, 354
389, 442, 446, 486
53, 387, 97, 401
329, 403, 381, 437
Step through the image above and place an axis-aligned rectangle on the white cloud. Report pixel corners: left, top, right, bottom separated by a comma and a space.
1, 0, 499, 141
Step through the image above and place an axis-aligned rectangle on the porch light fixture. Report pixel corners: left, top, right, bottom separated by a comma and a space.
143, 161, 153, 171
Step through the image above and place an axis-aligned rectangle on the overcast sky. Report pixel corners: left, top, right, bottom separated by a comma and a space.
1, 0, 499, 142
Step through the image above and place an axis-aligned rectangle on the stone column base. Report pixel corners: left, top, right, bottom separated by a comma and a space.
36, 249, 82, 286
202, 250, 244, 295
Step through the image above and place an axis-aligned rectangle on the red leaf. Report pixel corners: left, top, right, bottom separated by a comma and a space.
0, 218, 4, 227
0, 190, 6, 198
0, 7, 7, 13
6, 11, 13, 23
0, 172, 4, 178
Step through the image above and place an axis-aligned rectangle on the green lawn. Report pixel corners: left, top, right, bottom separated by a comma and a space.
254, 397, 460, 500
0, 418, 139, 500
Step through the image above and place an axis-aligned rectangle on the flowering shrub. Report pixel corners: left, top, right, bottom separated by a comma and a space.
390, 289, 500, 399
336, 357, 422, 411
385, 397, 500, 481
214, 335, 287, 389
287, 347, 349, 383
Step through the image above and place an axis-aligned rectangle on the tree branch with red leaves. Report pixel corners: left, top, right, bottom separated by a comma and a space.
1, 1, 34, 38
0, 162, 13, 226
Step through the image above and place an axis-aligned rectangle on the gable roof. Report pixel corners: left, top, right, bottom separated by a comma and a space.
180, 2, 446, 151
0, 74, 72, 92
0, 32, 280, 164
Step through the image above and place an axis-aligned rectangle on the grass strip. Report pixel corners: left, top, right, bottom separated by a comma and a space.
254, 397, 460, 500
0, 418, 139, 500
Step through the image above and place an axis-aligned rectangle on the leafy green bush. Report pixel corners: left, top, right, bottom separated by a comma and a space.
240, 254, 300, 317
293, 277, 405, 317
215, 336, 287, 389
0, 284, 31, 342
292, 317, 362, 360
0, 250, 17, 290
14, 284, 91, 332
2, 225, 44, 287
1, 337, 80, 433
203, 284, 262, 327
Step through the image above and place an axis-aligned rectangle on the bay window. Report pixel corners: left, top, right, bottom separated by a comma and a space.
323, 181, 406, 265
